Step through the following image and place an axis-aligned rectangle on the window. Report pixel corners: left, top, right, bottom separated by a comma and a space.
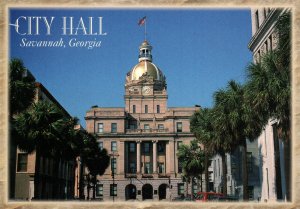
265, 40, 268, 53
17, 153, 28, 172
247, 152, 253, 173
98, 123, 103, 133
178, 183, 184, 195
129, 121, 136, 130
145, 105, 148, 113
158, 163, 165, 173
144, 124, 150, 130
96, 184, 103, 197
209, 171, 213, 182
177, 141, 183, 149
269, 35, 273, 51
178, 159, 183, 173
111, 123, 117, 133
144, 162, 151, 174
248, 186, 254, 200
98, 141, 103, 151
111, 158, 117, 174
111, 141, 117, 151
157, 142, 165, 153
133, 105, 136, 113
129, 143, 135, 153
158, 124, 164, 130
257, 50, 261, 62
110, 184, 117, 196
144, 142, 150, 153
129, 162, 136, 173
157, 105, 160, 113
176, 122, 182, 132
255, 10, 259, 30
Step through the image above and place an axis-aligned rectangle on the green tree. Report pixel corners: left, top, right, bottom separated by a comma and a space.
190, 109, 213, 193
177, 140, 205, 199
14, 101, 73, 198
191, 108, 237, 195
9, 58, 36, 115
245, 11, 291, 200
9, 58, 36, 198
213, 80, 263, 200
79, 131, 110, 199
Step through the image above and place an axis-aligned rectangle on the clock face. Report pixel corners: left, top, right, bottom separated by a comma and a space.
142, 86, 151, 95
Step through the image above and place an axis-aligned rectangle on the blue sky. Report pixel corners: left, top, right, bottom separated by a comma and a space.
9, 8, 253, 127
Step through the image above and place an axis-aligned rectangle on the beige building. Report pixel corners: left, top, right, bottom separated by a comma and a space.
248, 8, 290, 201
85, 40, 200, 201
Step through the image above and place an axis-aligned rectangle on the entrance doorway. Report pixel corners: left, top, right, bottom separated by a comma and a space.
142, 184, 153, 200
158, 184, 167, 200
125, 184, 136, 200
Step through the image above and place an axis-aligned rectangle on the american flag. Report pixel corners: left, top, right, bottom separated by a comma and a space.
138, 16, 146, 26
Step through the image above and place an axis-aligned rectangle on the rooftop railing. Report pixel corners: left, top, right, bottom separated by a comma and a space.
126, 128, 169, 134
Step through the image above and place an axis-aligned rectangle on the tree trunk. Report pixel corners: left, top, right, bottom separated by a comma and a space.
200, 174, 203, 192
93, 176, 96, 199
221, 152, 227, 196
284, 139, 291, 201
87, 176, 90, 200
191, 177, 194, 200
79, 160, 84, 199
241, 140, 249, 200
204, 150, 209, 192
186, 181, 188, 198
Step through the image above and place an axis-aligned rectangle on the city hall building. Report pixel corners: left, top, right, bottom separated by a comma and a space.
85, 40, 200, 201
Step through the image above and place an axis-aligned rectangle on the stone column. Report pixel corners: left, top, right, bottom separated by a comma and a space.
169, 139, 175, 175
136, 141, 141, 174
153, 140, 157, 173
166, 141, 170, 173
118, 141, 125, 175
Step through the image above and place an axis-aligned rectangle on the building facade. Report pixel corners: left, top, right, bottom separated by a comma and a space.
85, 40, 200, 201
210, 139, 261, 201
14, 82, 75, 200
248, 8, 290, 201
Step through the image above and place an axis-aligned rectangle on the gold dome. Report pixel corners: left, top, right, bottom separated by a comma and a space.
131, 60, 161, 81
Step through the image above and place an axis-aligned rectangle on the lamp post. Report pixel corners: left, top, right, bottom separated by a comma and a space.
109, 152, 119, 202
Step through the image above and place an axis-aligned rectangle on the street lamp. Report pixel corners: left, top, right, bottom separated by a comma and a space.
109, 151, 119, 202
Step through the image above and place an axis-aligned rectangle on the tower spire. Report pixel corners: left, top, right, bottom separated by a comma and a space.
138, 40, 152, 62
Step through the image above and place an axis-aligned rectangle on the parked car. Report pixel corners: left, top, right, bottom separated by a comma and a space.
195, 192, 224, 202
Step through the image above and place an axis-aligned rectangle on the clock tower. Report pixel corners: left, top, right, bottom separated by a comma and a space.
125, 40, 167, 117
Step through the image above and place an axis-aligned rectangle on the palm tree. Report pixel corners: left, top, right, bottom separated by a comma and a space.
9, 58, 36, 198
190, 109, 214, 193
14, 101, 72, 198
9, 58, 36, 115
79, 131, 110, 199
177, 140, 205, 199
191, 108, 237, 196
245, 11, 291, 201
213, 80, 263, 200
14, 101, 68, 155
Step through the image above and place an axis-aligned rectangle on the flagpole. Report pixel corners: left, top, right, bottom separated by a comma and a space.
144, 18, 147, 41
